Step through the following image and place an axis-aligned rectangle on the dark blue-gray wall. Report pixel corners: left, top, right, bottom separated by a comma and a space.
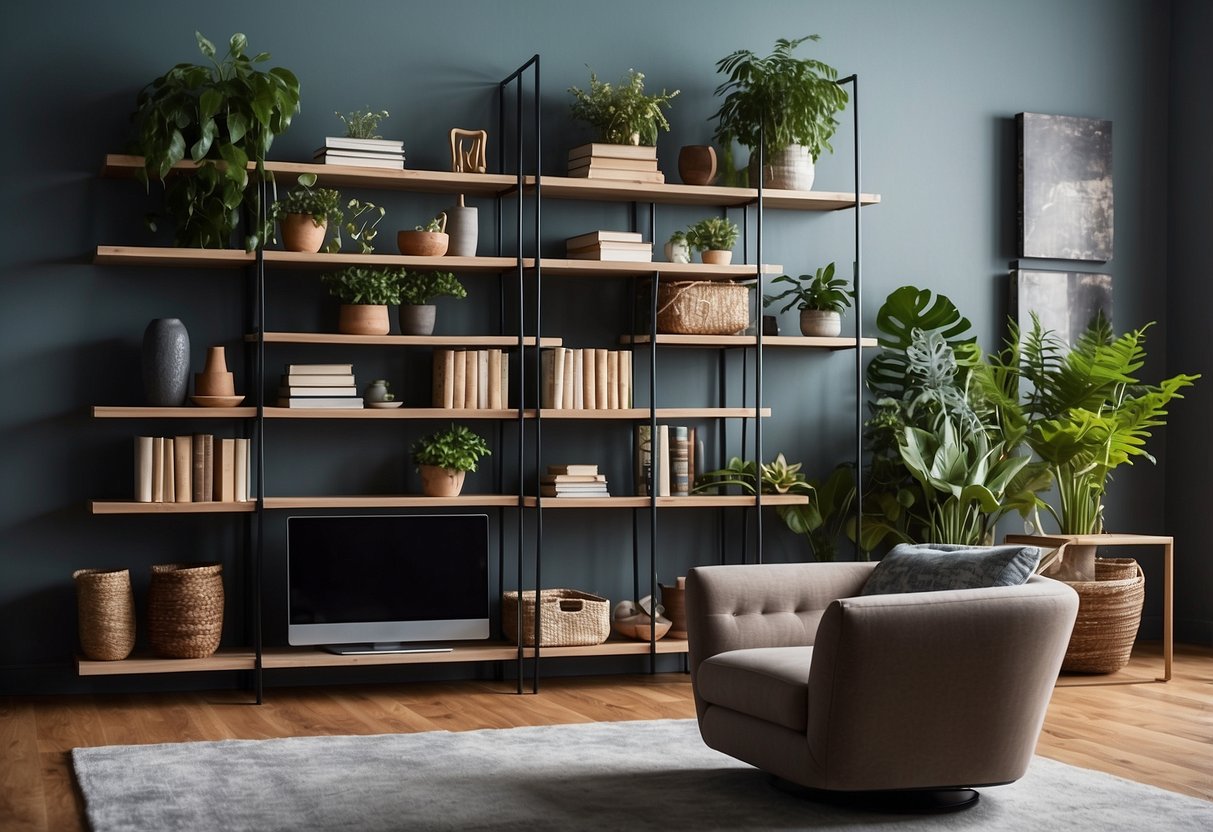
2, 0, 1205, 694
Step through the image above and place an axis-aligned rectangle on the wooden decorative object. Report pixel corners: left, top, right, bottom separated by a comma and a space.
194, 346, 236, 398
449, 128, 488, 173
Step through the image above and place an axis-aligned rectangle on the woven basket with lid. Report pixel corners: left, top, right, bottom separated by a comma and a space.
147, 562, 224, 659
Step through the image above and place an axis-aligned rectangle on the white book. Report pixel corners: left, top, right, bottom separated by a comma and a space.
276, 398, 365, 409
315, 154, 405, 170
321, 136, 405, 151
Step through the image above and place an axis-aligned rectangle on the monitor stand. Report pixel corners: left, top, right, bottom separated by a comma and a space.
323, 642, 454, 655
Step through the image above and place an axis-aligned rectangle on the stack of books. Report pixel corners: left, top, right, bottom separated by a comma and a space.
134, 434, 251, 503
313, 136, 405, 170
565, 230, 653, 263
567, 143, 663, 183
277, 363, 363, 409
540, 347, 632, 410
635, 425, 698, 497
541, 464, 610, 498
432, 349, 509, 409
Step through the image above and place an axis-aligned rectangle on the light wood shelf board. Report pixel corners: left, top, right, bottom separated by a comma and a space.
262, 251, 523, 272
76, 648, 256, 676
528, 175, 880, 211
94, 246, 253, 268
92, 406, 257, 418
265, 407, 531, 420
90, 501, 256, 515
261, 643, 522, 668
539, 259, 779, 279
263, 495, 522, 509
523, 494, 809, 508
538, 407, 770, 419
256, 332, 557, 347
623, 334, 878, 349
527, 638, 689, 657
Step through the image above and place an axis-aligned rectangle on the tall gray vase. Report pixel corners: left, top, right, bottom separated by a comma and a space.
142, 318, 190, 406
445, 195, 478, 257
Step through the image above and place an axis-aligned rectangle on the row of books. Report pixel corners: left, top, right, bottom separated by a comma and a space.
565, 230, 653, 263
277, 363, 364, 409
314, 136, 405, 170
432, 349, 510, 409
135, 435, 251, 503
541, 347, 633, 410
540, 464, 609, 498
634, 425, 699, 497
567, 143, 664, 184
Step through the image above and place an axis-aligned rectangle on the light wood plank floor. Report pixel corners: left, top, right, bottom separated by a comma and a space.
2, 643, 1209, 831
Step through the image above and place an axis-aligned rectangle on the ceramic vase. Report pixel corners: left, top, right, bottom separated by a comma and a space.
444, 195, 478, 257
799, 310, 842, 337
678, 145, 717, 186
142, 318, 190, 406
280, 213, 327, 253
338, 304, 390, 336
701, 250, 733, 266
194, 346, 236, 398
399, 304, 437, 336
748, 144, 816, 191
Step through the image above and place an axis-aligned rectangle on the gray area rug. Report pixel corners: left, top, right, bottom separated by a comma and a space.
72, 718, 1212, 831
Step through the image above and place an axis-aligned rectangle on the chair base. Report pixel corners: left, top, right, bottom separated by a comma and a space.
772, 778, 980, 814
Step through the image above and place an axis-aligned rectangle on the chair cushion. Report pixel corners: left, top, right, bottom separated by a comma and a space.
696, 646, 813, 732
861, 542, 1043, 596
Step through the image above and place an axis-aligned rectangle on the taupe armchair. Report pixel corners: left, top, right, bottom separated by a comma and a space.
686, 561, 1078, 811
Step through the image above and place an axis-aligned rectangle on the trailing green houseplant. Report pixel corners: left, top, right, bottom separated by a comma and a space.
343, 198, 386, 254
130, 32, 301, 250
270, 174, 344, 253
568, 68, 680, 146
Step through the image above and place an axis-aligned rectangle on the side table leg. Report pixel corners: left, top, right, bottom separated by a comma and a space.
1159, 542, 1173, 682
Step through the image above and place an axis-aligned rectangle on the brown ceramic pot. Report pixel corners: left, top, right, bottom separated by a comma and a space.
280, 213, 327, 253
337, 304, 391, 336
678, 145, 717, 186
419, 465, 466, 497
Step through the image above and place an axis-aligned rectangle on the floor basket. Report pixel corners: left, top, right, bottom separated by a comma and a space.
1061, 558, 1145, 673
73, 568, 136, 661
657, 281, 749, 335
147, 562, 224, 659
502, 589, 610, 647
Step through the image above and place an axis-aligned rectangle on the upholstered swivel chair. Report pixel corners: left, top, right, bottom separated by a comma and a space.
686, 554, 1079, 810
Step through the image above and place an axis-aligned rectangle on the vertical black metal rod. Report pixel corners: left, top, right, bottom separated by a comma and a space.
754, 126, 764, 564
647, 204, 657, 668
253, 176, 267, 705
647, 267, 659, 673
531, 56, 543, 694
717, 348, 727, 564
840, 74, 864, 560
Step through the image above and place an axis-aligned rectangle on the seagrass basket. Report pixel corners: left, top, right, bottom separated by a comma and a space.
656, 281, 750, 335
1060, 558, 1145, 673
147, 562, 224, 659
73, 568, 136, 661
502, 589, 610, 647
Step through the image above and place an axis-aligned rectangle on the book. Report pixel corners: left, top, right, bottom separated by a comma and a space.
163, 438, 175, 503
285, 363, 353, 374
487, 349, 503, 409
607, 351, 620, 409
499, 353, 509, 411
635, 425, 670, 497
464, 349, 478, 410
192, 433, 213, 503
564, 230, 644, 249
214, 438, 235, 502
174, 435, 193, 503
584, 349, 596, 409
541, 485, 610, 497
281, 374, 356, 386
573, 349, 584, 409
547, 464, 600, 476
151, 437, 165, 503
568, 143, 658, 161
566, 167, 665, 184
314, 153, 405, 170
566, 248, 655, 263
567, 156, 660, 172
670, 426, 690, 496
234, 437, 249, 502
619, 351, 632, 409
321, 136, 405, 152
135, 436, 154, 502
433, 349, 456, 408
276, 398, 365, 408
561, 349, 575, 409
541, 348, 565, 409
278, 386, 358, 397
541, 474, 607, 483
452, 350, 466, 408
595, 349, 608, 409
313, 148, 405, 162
477, 349, 489, 409
567, 240, 653, 253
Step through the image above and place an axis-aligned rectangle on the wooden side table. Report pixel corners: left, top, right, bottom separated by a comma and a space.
1005, 533, 1173, 682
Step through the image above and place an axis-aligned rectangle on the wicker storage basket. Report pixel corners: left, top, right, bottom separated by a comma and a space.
1061, 558, 1145, 673
657, 281, 750, 335
502, 589, 610, 647
147, 562, 224, 659
73, 568, 136, 661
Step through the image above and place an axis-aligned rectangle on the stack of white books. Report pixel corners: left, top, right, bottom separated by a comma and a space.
565, 230, 653, 262
313, 137, 405, 170
277, 363, 363, 408
567, 143, 663, 183
541, 464, 610, 498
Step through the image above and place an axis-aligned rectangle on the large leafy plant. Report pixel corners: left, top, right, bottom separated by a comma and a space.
131, 32, 301, 250
568, 69, 680, 146
412, 424, 491, 473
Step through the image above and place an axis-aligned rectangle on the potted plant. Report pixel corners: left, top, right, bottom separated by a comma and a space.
344, 198, 386, 254
320, 266, 404, 335
270, 174, 343, 253
685, 217, 739, 265
397, 270, 467, 335
336, 107, 390, 139
665, 231, 690, 264
411, 424, 491, 497
398, 213, 449, 256
130, 32, 301, 250
568, 68, 680, 146
763, 262, 853, 336
710, 35, 848, 190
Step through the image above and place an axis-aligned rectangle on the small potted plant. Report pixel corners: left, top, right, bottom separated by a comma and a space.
665, 230, 690, 264
320, 265, 404, 335
343, 198, 386, 254
398, 270, 468, 335
711, 35, 849, 189
398, 213, 449, 256
270, 174, 343, 253
336, 107, 390, 140
763, 262, 853, 336
411, 423, 492, 497
568, 68, 680, 146
685, 217, 740, 265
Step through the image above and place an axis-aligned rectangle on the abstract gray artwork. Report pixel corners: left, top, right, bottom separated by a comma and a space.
1018, 113, 1113, 261
1010, 269, 1112, 347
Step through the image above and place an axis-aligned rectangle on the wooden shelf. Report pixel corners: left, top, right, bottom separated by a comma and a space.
256, 332, 558, 348
93, 245, 527, 272
538, 258, 779, 279
90, 501, 256, 515
93, 246, 253, 268
538, 407, 771, 420
522, 494, 810, 508
263, 495, 522, 509
265, 407, 532, 420
528, 175, 880, 211
623, 334, 878, 350
527, 637, 688, 657
262, 642, 523, 668
92, 406, 256, 418
76, 648, 257, 676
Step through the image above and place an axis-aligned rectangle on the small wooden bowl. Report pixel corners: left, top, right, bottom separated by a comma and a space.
612, 614, 672, 641
398, 230, 449, 257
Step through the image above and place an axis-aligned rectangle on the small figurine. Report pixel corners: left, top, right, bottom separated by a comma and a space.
449, 128, 488, 174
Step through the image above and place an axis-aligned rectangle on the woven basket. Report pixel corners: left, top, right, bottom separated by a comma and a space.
73, 568, 136, 661
502, 589, 610, 647
657, 281, 750, 335
147, 562, 224, 659
1061, 558, 1145, 674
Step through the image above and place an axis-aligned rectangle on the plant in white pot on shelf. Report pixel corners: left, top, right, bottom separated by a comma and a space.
270, 174, 344, 253
397, 270, 467, 336
763, 262, 853, 336
568, 68, 680, 146
665, 230, 690, 264
685, 217, 739, 265
710, 35, 848, 190
320, 265, 403, 336
411, 424, 491, 497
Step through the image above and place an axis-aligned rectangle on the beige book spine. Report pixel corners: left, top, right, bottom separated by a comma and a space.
452, 350, 466, 408
573, 349, 584, 409
433, 349, 455, 408
620, 351, 632, 409
163, 438, 175, 503
135, 436, 154, 502
173, 435, 192, 502
214, 438, 235, 502
584, 349, 597, 409
234, 438, 249, 502
562, 349, 575, 409
607, 351, 620, 409
595, 349, 608, 410
464, 350, 479, 410
151, 437, 165, 502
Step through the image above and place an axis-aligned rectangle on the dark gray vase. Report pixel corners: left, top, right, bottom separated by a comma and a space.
399, 304, 437, 336
142, 318, 190, 406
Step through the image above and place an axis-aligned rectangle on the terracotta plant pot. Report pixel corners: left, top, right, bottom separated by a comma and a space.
399, 304, 437, 336
419, 465, 466, 497
678, 145, 718, 186
280, 213, 327, 253
701, 249, 733, 266
397, 230, 450, 257
337, 304, 390, 336
799, 310, 842, 337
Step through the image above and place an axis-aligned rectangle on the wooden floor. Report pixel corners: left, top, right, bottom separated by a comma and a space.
2, 643, 1209, 831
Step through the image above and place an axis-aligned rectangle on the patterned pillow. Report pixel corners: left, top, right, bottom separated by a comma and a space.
860, 543, 1043, 595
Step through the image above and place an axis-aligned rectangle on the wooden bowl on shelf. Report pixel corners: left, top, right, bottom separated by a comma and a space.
611, 614, 672, 642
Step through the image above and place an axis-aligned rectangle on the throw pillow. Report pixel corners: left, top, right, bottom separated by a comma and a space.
860, 542, 1043, 596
